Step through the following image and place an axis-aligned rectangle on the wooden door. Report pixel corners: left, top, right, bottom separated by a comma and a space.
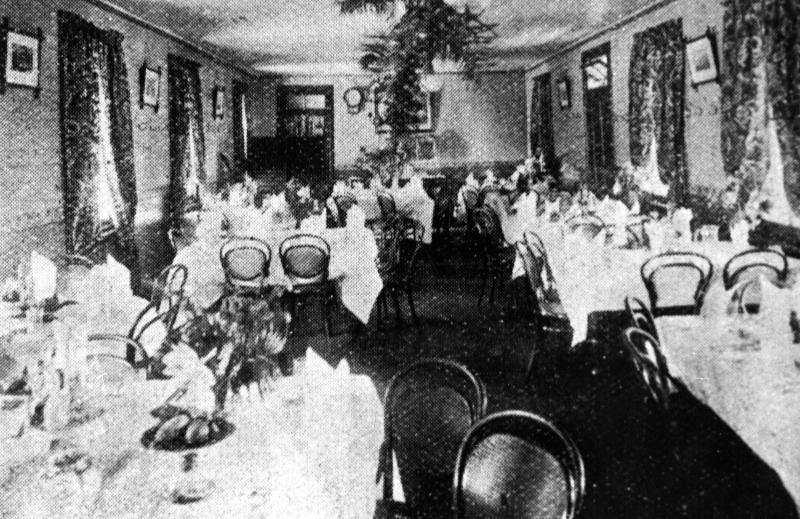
582, 44, 616, 191
276, 85, 334, 192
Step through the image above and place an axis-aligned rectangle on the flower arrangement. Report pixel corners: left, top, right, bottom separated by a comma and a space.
284, 177, 315, 223
146, 295, 290, 450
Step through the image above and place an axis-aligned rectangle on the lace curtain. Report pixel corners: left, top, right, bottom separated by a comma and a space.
721, 0, 800, 210
58, 11, 138, 276
168, 54, 206, 227
627, 18, 687, 202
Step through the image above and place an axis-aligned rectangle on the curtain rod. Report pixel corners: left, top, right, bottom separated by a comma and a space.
83, 0, 255, 78
525, 0, 680, 73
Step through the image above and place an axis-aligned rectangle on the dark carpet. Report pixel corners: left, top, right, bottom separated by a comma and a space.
284, 239, 798, 519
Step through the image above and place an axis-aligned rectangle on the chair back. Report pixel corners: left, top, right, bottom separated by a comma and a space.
621, 327, 674, 408
63, 255, 95, 269
462, 186, 481, 212
564, 214, 606, 242
220, 237, 272, 293
381, 359, 487, 509
473, 207, 506, 252
373, 217, 403, 282
624, 296, 658, 341
150, 264, 188, 330
640, 252, 713, 317
399, 219, 424, 285
377, 191, 398, 219
722, 248, 788, 290
279, 233, 331, 288
332, 193, 357, 226
454, 411, 585, 519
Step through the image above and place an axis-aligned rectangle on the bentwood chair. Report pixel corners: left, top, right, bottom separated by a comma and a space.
624, 296, 659, 342
722, 248, 788, 290
88, 264, 188, 374
375, 217, 425, 326
332, 192, 357, 226
220, 237, 272, 296
564, 213, 607, 242
378, 191, 398, 220
379, 359, 487, 518
279, 233, 335, 337
620, 327, 676, 409
473, 207, 514, 308
640, 252, 713, 317
453, 411, 586, 519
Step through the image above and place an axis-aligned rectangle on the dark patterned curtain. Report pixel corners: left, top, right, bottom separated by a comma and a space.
720, 0, 767, 195
168, 54, 206, 227
58, 11, 138, 277
529, 73, 554, 167
764, 0, 800, 210
232, 80, 248, 182
628, 18, 687, 202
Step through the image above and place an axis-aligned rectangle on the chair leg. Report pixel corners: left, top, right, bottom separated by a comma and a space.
406, 288, 418, 325
391, 288, 403, 326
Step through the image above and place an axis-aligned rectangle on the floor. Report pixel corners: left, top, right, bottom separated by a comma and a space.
272, 235, 798, 518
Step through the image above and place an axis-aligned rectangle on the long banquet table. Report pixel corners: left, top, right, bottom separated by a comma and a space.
657, 315, 800, 509
173, 227, 383, 324
1, 321, 384, 519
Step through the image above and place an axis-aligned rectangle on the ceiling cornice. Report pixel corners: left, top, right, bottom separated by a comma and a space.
83, 0, 256, 78
525, 0, 680, 73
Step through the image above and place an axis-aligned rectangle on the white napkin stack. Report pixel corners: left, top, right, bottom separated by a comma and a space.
28, 252, 57, 305
730, 219, 751, 249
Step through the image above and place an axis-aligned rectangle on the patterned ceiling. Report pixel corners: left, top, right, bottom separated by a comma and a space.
106, 0, 657, 73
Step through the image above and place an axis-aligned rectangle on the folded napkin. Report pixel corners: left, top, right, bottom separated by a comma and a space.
28, 252, 57, 304
644, 219, 667, 251
465, 172, 479, 189
331, 181, 348, 196
730, 219, 750, 248
346, 205, 367, 230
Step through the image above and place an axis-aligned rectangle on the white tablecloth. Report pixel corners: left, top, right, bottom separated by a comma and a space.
505, 211, 774, 342
174, 228, 383, 324
0, 364, 384, 518
657, 315, 800, 510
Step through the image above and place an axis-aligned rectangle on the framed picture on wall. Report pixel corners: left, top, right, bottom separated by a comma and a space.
557, 78, 571, 109
0, 19, 43, 97
686, 32, 719, 86
139, 64, 161, 111
213, 86, 225, 119
373, 84, 433, 133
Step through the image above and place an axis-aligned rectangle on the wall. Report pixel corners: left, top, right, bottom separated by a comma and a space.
0, 0, 250, 279
250, 71, 527, 175
526, 0, 725, 191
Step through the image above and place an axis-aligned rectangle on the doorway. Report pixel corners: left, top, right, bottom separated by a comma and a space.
276, 85, 334, 193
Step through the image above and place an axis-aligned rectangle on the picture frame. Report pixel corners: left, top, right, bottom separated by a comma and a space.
139, 63, 161, 111
213, 86, 225, 119
0, 18, 43, 98
557, 78, 571, 109
686, 31, 719, 87
373, 84, 433, 133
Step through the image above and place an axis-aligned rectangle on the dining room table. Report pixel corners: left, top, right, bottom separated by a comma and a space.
501, 202, 800, 344
0, 335, 385, 519
656, 312, 800, 512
